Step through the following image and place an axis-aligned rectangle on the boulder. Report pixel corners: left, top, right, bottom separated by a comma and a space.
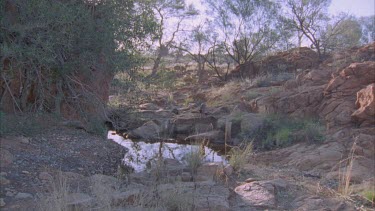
0, 176, 10, 185
240, 113, 266, 135
184, 130, 224, 143
139, 103, 160, 111
291, 196, 355, 211
15, 192, 33, 199
90, 174, 119, 190
322, 61, 375, 129
352, 83, 375, 126
218, 112, 265, 138
0, 148, 13, 168
39, 172, 53, 182
127, 121, 161, 140
196, 162, 223, 182
66, 193, 93, 208
172, 114, 217, 135
234, 181, 276, 208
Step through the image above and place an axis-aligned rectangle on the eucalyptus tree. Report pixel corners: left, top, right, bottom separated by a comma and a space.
319, 15, 362, 53
205, 0, 287, 78
174, 20, 234, 82
284, 0, 331, 59
146, 0, 198, 77
358, 15, 375, 44
0, 0, 157, 116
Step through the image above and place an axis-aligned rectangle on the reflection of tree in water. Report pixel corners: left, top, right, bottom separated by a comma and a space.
116, 138, 225, 172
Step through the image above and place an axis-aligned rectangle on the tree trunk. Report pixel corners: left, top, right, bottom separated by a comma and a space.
150, 53, 162, 77
54, 78, 63, 116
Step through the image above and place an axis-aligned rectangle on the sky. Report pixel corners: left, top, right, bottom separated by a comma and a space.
186, 0, 375, 17
329, 0, 375, 17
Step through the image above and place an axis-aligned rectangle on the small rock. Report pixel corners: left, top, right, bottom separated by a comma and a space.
0, 149, 13, 167
181, 172, 192, 182
15, 192, 33, 199
0, 198, 5, 207
21, 171, 30, 174
224, 165, 234, 176
0, 176, 10, 185
66, 193, 93, 207
39, 172, 53, 181
0, 172, 7, 176
77, 168, 84, 171
244, 177, 258, 183
19, 137, 30, 144
6, 191, 14, 197
235, 181, 276, 208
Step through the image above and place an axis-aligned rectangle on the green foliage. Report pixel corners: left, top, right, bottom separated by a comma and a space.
1, 0, 157, 113
321, 15, 363, 53
250, 115, 325, 150
228, 142, 253, 172
206, 0, 289, 67
0, 112, 54, 137
185, 148, 202, 174
86, 116, 108, 137
362, 190, 375, 204
148, 69, 177, 90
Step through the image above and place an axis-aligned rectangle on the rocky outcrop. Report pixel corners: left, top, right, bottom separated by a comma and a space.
127, 121, 162, 140
352, 83, 375, 126
259, 47, 319, 74
234, 181, 276, 208
228, 47, 319, 79
321, 61, 375, 129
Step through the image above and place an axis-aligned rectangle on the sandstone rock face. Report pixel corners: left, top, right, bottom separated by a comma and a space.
352, 83, 375, 126
258, 47, 319, 74
185, 130, 224, 143
0, 148, 13, 168
196, 162, 223, 182
217, 112, 265, 137
291, 196, 355, 211
172, 114, 217, 135
139, 103, 161, 111
322, 61, 375, 129
127, 121, 161, 140
234, 181, 276, 208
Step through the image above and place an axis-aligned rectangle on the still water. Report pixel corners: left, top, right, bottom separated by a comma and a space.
108, 131, 226, 172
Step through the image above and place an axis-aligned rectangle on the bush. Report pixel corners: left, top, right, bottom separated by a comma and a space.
185, 148, 203, 174
228, 142, 253, 172
0, 112, 53, 137
148, 68, 177, 90
250, 115, 325, 150
362, 190, 375, 204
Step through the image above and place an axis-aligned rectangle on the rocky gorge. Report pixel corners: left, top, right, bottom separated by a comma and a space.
1, 43, 374, 210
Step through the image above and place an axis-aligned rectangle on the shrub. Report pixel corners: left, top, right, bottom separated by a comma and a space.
250, 115, 325, 150
228, 142, 253, 172
362, 190, 375, 204
185, 148, 203, 174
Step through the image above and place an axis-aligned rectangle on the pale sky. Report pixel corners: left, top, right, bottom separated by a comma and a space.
186, 0, 375, 17
329, 0, 375, 17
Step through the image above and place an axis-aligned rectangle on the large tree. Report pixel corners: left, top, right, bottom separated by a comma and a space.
1, 0, 156, 117
285, 0, 331, 59
205, 0, 287, 78
358, 15, 375, 44
147, 0, 198, 77
320, 15, 362, 53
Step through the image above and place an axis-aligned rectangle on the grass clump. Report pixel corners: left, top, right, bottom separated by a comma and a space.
228, 142, 253, 172
38, 172, 71, 211
185, 148, 203, 174
0, 112, 53, 137
250, 114, 325, 150
362, 190, 375, 205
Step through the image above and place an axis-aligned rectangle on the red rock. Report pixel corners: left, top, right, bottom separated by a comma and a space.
352, 83, 375, 126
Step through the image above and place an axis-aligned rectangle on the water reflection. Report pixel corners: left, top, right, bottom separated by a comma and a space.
108, 131, 227, 172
